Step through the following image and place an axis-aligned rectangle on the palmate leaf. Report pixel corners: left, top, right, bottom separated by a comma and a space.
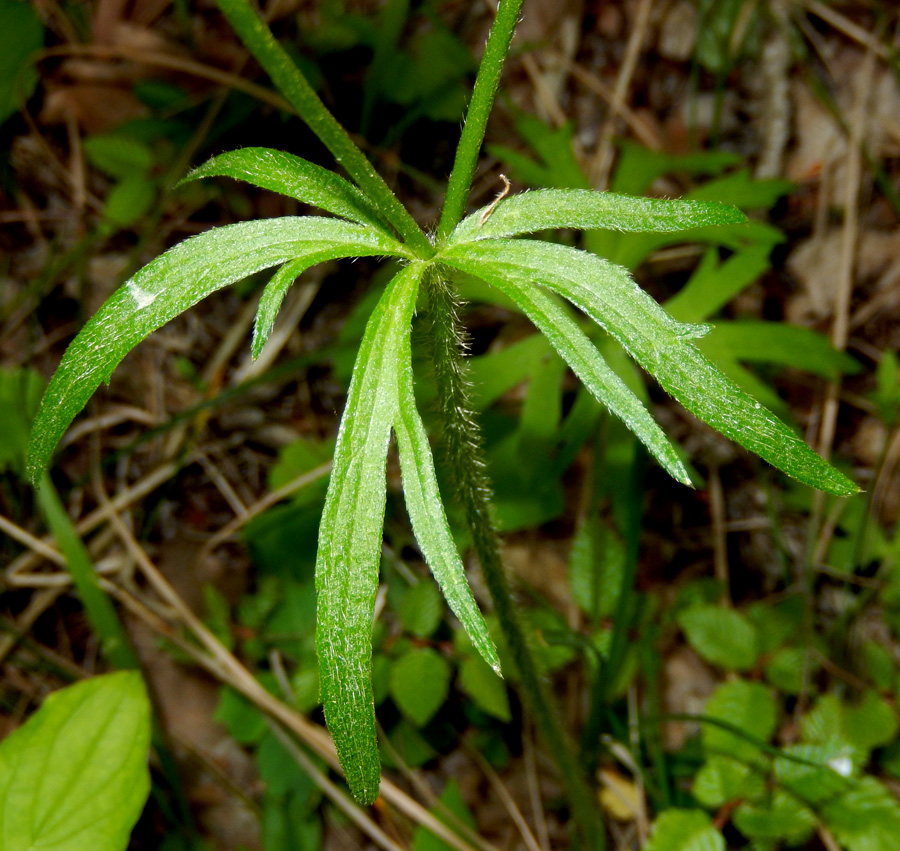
181, 147, 394, 235
442, 239, 857, 496
315, 262, 424, 805
394, 330, 501, 672
27, 217, 407, 481
448, 187, 746, 245
462, 263, 691, 485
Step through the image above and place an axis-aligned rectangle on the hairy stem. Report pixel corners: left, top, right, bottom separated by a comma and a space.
436, 0, 525, 242
426, 272, 605, 851
214, 0, 432, 256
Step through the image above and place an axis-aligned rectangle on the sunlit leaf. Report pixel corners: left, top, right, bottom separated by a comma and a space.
182, 147, 394, 234
27, 217, 406, 482
642, 809, 725, 851
395, 331, 501, 673
316, 262, 424, 804
463, 261, 691, 484
442, 239, 857, 495
0, 672, 151, 851
449, 187, 746, 245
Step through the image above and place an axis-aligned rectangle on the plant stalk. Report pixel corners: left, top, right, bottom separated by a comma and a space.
436, 0, 525, 242
426, 271, 605, 851
214, 0, 432, 256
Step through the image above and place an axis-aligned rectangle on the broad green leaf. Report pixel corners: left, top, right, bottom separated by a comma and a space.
441, 240, 858, 495
775, 742, 856, 804
458, 655, 511, 722
733, 791, 817, 846
395, 337, 501, 671
703, 680, 777, 763
679, 604, 759, 671
397, 580, 443, 638
182, 147, 394, 234
844, 690, 900, 754
642, 809, 725, 851
448, 188, 746, 245
389, 647, 452, 727
316, 262, 423, 804
0, 671, 151, 851
27, 217, 406, 482
462, 260, 691, 484
0, 0, 43, 127
692, 754, 765, 808
822, 777, 900, 851
84, 134, 154, 180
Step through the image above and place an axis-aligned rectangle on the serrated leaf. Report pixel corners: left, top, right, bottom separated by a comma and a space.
458, 654, 511, 722
389, 647, 452, 727
822, 777, 900, 851
703, 679, 777, 763
458, 256, 691, 484
449, 188, 746, 245
0, 671, 151, 851
679, 604, 759, 671
642, 809, 725, 851
27, 217, 405, 482
315, 263, 423, 804
693, 755, 765, 808
733, 791, 817, 845
775, 742, 855, 804
181, 147, 393, 234
441, 239, 857, 495
395, 334, 501, 671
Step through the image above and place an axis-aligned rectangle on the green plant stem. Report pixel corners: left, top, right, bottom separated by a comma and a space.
213, 0, 432, 256
425, 271, 605, 851
436, 0, 525, 242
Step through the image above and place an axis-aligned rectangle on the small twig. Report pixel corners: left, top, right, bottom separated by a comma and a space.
589, 0, 655, 189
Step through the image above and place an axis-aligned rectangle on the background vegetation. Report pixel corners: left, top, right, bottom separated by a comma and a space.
1, 1, 899, 849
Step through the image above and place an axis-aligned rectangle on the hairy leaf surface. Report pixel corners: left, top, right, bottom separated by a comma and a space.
442, 240, 857, 495
449, 188, 746, 244
394, 335, 501, 671
464, 264, 691, 484
316, 262, 423, 804
182, 147, 394, 234
27, 217, 406, 481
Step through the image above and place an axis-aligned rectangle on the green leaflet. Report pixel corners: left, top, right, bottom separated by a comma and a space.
182, 147, 394, 235
394, 331, 501, 672
643, 809, 726, 851
448, 187, 746, 245
315, 262, 424, 805
252, 246, 371, 359
460, 264, 691, 484
27, 217, 407, 482
442, 239, 857, 496
0, 671, 151, 851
